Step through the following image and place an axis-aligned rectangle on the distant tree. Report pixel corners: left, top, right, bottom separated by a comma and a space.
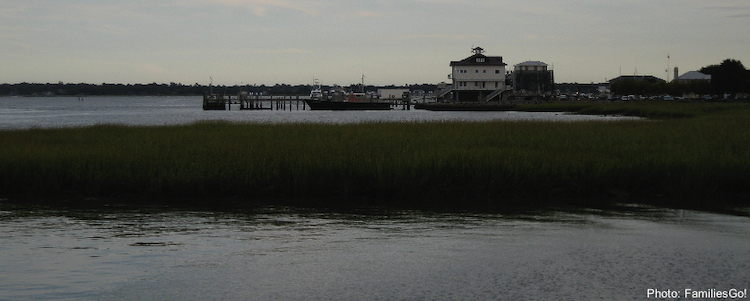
700, 59, 750, 96
0, 82, 443, 96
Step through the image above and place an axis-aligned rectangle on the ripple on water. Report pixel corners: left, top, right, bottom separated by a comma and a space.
0, 204, 748, 301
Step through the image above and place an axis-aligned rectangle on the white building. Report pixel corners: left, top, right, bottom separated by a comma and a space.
378, 88, 410, 99
448, 47, 507, 102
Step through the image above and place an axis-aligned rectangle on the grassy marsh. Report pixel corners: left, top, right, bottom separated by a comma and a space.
1, 102, 749, 210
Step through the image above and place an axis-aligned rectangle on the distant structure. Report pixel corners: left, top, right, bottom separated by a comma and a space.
608, 75, 665, 84
511, 61, 555, 96
445, 47, 508, 102
378, 88, 410, 99
675, 71, 711, 82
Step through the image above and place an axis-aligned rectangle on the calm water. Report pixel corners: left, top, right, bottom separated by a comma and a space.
0, 203, 748, 300
0, 96, 636, 129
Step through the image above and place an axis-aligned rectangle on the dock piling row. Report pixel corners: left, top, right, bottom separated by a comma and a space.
203, 93, 308, 111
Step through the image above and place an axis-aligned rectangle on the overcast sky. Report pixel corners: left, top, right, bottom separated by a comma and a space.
2, 0, 748, 85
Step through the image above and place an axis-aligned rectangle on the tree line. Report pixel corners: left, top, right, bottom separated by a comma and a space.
611, 59, 750, 98
5, 59, 747, 98
0, 82, 440, 97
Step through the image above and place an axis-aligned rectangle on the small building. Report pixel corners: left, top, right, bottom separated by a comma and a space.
378, 88, 410, 99
447, 47, 508, 102
511, 61, 555, 95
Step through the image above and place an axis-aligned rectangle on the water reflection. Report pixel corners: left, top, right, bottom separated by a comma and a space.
1, 202, 748, 301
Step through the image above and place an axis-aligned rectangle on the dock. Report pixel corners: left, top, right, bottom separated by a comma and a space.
203, 93, 309, 111
203, 92, 418, 111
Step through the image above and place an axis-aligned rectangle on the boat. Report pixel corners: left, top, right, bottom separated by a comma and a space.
309, 79, 323, 100
305, 79, 392, 110
305, 92, 393, 110
305, 97, 393, 110
202, 93, 227, 110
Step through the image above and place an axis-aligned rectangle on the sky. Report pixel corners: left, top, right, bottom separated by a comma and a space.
1, 0, 749, 86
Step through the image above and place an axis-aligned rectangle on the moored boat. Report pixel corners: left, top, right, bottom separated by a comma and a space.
305, 99, 392, 110
305, 85, 392, 110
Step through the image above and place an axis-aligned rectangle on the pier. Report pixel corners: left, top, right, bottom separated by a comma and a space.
203, 92, 417, 111
203, 93, 309, 111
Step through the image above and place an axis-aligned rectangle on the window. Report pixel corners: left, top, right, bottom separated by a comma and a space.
483, 70, 486, 73
495, 70, 500, 74
475, 70, 479, 73
476, 58, 485, 63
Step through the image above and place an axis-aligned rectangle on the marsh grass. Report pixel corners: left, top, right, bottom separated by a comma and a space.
1, 102, 749, 209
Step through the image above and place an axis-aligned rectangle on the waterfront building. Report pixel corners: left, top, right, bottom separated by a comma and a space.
511, 61, 555, 96
447, 47, 508, 102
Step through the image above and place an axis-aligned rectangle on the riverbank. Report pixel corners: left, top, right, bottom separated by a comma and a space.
1, 102, 749, 211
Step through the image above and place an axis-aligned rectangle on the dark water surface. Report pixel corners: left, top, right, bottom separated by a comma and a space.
1, 203, 748, 300
0, 96, 637, 129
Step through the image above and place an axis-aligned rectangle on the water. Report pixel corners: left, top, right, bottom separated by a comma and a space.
1, 203, 748, 300
0, 96, 636, 129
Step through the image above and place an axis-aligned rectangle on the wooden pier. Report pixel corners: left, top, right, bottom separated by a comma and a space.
204, 93, 419, 111
203, 92, 309, 111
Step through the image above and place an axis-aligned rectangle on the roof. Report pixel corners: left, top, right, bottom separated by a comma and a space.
450, 53, 507, 67
677, 71, 711, 80
608, 75, 665, 83
515, 61, 548, 67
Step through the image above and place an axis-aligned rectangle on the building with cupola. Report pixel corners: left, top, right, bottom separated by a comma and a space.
447, 47, 508, 102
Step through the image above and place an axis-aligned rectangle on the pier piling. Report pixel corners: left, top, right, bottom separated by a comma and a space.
203, 93, 307, 111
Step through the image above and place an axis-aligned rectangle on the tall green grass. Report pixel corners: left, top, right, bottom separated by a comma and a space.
516, 101, 745, 119
1, 102, 749, 210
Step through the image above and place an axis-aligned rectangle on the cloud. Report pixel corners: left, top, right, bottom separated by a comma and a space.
397, 33, 485, 41
201, 0, 319, 15
351, 11, 381, 18
1, 40, 37, 52
704, 3, 750, 17
252, 48, 312, 54
143, 64, 167, 74
408, 0, 462, 3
